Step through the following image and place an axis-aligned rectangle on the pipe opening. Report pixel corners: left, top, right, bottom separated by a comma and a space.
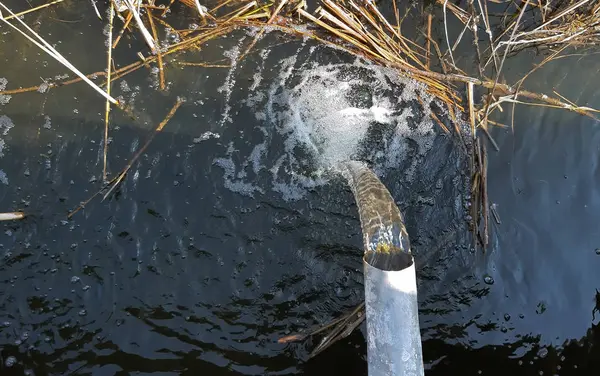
364, 250, 413, 272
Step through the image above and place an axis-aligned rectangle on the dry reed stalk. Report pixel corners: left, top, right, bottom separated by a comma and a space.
477, 0, 498, 70
467, 0, 484, 76
192, 0, 209, 18
283, 3, 596, 119
220, 1, 257, 23
104, 2, 116, 181
426, 12, 432, 69
0, 212, 25, 221
0, 2, 119, 105
178, 61, 230, 67
69, 99, 184, 218
436, 0, 470, 24
208, 0, 236, 13
0, 21, 235, 96
481, 141, 489, 248
123, 0, 158, 54
442, 0, 457, 67
102, 98, 184, 200
491, 203, 501, 225
236, 0, 279, 62
3, 0, 64, 20
161, 0, 177, 16
112, 11, 133, 48
146, 11, 166, 90
277, 301, 366, 359
467, 82, 476, 138
430, 109, 451, 134
91, 0, 102, 19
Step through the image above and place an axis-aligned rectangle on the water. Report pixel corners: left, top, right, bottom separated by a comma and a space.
1, 0, 600, 375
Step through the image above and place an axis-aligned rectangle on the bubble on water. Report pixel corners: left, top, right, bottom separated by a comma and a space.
193, 132, 220, 143
120, 80, 130, 93
213, 144, 264, 198
4, 356, 16, 367
0, 77, 11, 105
82, 285, 90, 291
78, 309, 87, 316
483, 275, 494, 285
37, 81, 49, 93
41, 115, 52, 129
0, 114, 14, 140
71, 276, 80, 283
165, 27, 180, 44
538, 347, 548, 358
217, 40, 246, 127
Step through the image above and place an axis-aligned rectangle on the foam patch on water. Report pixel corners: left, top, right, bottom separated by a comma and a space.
279, 62, 439, 178
0, 115, 14, 184
217, 36, 247, 127
212, 44, 450, 201
0, 77, 11, 105
213, 142, 265, 197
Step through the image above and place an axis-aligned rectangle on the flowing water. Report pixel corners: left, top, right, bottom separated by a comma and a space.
1, 1, 600, 375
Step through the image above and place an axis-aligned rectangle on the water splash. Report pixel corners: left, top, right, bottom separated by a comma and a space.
212, 43, 445, 202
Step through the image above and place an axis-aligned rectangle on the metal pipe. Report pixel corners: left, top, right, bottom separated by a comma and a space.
342, 161, 424, 376
363, 250, 424, 376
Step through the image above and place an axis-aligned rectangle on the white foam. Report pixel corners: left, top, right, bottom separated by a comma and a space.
42, 115, 52, 129
120, 80, 131, 93
213, 45, 445, 201
217, 38, 246, 127
0, 115, 14, 184
193, 131, 220, 143
0, 115, 14, 137
266, 60, 437, 180
0, 78, 11, 105
213, 142, 264, 197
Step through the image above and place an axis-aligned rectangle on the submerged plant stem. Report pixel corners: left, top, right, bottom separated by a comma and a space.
102, 98, 185, 200
68, 98, 184, 218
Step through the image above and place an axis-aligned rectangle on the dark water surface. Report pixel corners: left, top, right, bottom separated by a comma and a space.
1, 1, 600, 375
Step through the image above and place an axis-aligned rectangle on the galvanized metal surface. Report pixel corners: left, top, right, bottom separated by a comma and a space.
343, 161, 424, 376
364, 251, 424, 376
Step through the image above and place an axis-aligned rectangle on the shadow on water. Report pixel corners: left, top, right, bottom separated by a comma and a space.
1, 0, 600, 375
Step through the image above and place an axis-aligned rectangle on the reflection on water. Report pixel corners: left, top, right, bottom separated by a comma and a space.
0, 1, 600, 375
